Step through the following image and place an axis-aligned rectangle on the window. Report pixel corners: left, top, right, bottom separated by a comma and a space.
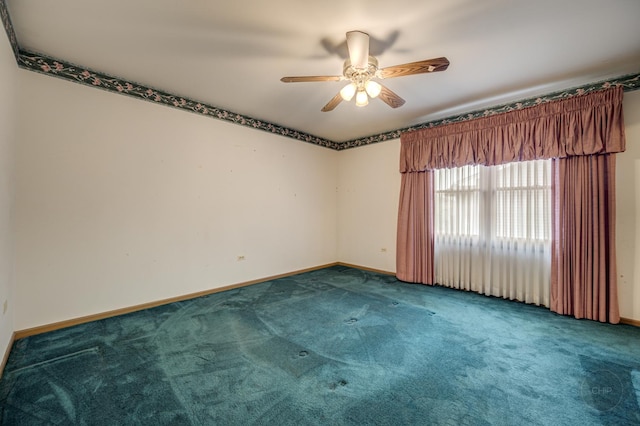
434, 165, 480, 238
434, 160, 551, 242
433, 159, 552, 305
493, 161, 551, 242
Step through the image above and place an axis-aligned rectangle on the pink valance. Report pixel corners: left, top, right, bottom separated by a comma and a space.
400, 86, 625, 172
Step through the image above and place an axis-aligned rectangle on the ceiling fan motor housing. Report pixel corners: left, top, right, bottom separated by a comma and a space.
343, 56, 379, 84
343, 56, 381, 104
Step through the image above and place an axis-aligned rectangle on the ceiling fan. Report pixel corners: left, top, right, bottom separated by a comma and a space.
281, 31, 449, 112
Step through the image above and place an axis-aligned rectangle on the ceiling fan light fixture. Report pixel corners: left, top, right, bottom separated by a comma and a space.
365, 80, 382, 98
355, 89, 369, 107
340, 83, 357, 101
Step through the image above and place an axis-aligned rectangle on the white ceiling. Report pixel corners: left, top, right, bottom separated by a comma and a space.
6, 0, 640, 143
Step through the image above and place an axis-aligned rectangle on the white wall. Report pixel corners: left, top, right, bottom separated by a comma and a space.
14, 71, 338, 330
338, 91, 640, 322
9, 64, 640, 331
337, 139, 400, 272
0, 38, 18, 358
616, 89, 640, 321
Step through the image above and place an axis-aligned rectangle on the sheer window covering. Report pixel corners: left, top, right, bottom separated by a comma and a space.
397, 87, 625, 323
434, 160, 551, 306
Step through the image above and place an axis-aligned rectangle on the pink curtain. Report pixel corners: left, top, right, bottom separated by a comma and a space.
400, 87, 625, 171
396, 171, 435, 284
551, 155, 620, 323
397, 87, 625, 323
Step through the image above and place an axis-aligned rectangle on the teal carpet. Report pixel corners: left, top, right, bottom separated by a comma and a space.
1, 265, 639, 425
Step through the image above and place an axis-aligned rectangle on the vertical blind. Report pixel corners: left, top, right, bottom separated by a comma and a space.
434, 159, 551, 306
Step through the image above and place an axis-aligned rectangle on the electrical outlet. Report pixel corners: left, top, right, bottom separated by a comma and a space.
2, 300, 7, 315
237, 255, 245, 261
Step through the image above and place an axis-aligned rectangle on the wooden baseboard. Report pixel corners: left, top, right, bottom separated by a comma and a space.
15, 262, 339, 340
620, 317, 640, 327
14, 261, 636, 341
0, 332, 16, 380
336, 262, 395, 276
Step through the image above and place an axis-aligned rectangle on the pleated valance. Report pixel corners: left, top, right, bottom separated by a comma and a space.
400, 86, 625, 172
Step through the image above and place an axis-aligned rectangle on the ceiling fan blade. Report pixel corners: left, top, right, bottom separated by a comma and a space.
378, 84, 406, 108
321, 92, 343, 112
378, 57, 450, 79
281, 75, 342, 83
346, 31, 370, 69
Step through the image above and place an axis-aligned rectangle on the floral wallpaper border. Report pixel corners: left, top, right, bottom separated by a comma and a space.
17, 50, 340, 150
336, 73, 640, 150
2, 1, 639, 151
0, 0, 19, 59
